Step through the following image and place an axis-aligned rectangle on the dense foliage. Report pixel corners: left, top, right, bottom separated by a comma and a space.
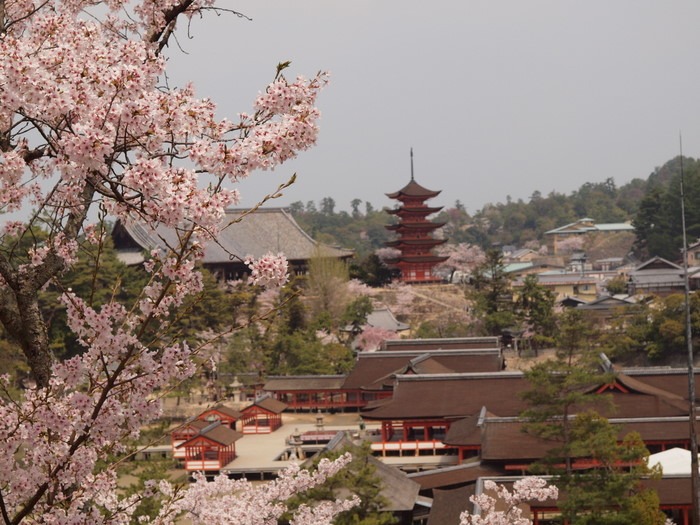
633, 156, 700, 260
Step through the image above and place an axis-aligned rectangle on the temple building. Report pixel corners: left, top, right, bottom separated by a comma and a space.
385, 152, 448, 283
112, 207, 353, 280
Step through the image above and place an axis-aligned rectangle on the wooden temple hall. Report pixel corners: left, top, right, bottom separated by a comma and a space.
260, 336, 700, 522
262, 337, 505, 412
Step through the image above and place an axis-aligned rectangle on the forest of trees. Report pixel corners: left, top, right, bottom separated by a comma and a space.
291, 155, 700, 264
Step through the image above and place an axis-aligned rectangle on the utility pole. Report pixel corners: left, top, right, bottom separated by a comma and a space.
680, 144, 700, 525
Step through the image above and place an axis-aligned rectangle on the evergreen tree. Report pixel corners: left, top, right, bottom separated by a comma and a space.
467, 248, 516, 336
521, 313, 608, 474
516, 274, 556, 346
633, 156, 700, 260
558, 412, 666, 525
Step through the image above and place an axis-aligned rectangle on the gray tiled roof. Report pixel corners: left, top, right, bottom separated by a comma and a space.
116, 207, 353, 264
363, 307, 410, 332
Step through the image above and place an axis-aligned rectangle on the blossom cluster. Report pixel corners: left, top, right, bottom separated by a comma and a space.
245, 252, 290, 287
0, 0, 327, 265
0, 0, 334, 522
157, 454, 359, 525
460, 477, 559, 525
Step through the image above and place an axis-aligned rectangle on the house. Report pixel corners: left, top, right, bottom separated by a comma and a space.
503, 248, 538, 263
687, 239, 700, 264
512, 272, 598, 302
358, 363, 700, 523
575, 294, 641, 327
544, 218, 635, 256
111, 207, 353, 280
342, 306, 410, 351
628, 256, 700, 296
177, 421, 242, 472
239, 396, 287, 433
343, 349, 505, 411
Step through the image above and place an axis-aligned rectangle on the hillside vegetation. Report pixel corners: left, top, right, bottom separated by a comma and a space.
291, 155, 700, 263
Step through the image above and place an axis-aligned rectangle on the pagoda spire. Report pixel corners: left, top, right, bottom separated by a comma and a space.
410, 147, 414, 181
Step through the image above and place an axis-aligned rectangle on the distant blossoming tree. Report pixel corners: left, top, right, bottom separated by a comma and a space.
354, 326, 399, 352
0, 0, 356, 523
554, 236, 585, 255
435, 242, 486, 279
374, 247, 401, 264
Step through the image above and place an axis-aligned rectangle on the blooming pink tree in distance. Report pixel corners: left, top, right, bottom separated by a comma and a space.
460, 478, 558, 525
554, 235, 585, 255
435, 243, 486, 278
354, 326, 399, 352
0, 0, 356, 523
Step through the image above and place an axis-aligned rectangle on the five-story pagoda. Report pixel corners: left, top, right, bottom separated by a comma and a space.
385, 151, 448, 283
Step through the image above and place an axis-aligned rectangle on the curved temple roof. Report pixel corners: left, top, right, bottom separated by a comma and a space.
113, 207, 354, 265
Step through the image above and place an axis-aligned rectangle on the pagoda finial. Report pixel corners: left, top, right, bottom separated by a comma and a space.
410, 147, 414, 181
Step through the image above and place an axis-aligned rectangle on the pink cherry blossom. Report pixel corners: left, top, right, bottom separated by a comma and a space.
460, 477, 558, 525
245, 252, 290, 287
0, 0, 340, 522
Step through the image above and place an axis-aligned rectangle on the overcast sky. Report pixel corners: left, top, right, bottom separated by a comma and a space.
167, 1, 700, 215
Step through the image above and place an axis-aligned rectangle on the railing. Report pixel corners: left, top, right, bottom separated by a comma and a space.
184, 460, 221, 471
370, 440, 447, 456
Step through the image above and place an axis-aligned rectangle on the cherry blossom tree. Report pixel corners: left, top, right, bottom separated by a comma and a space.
554, 235, 585, 255
0, 0, 356, 523
435, 242, 486, 281
354, 326, 399, 352
460, 477, 558, 525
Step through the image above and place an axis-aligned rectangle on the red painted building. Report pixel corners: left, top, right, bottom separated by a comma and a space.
385, 167, 447, 283
240, 397, 286, 434
177, 421, 242, 472
171, 404, 241, 459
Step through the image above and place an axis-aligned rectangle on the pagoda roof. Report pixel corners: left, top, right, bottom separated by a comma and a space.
386, 221, 446, 232
387, 255, 449, 264
387, 206, 443, 215
385, 238, 447, 248
386, 179, 441, 200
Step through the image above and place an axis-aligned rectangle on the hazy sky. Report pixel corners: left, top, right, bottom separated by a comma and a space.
168, 1, 700, 215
